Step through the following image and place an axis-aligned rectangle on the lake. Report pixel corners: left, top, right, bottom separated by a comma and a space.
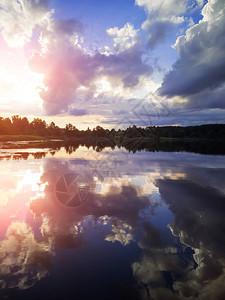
0, 144, 225, 300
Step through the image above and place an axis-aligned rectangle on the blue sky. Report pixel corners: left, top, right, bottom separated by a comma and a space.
0, 0, 224, 128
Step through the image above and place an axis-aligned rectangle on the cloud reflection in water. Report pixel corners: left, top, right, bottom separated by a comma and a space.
0, 148, 224, 299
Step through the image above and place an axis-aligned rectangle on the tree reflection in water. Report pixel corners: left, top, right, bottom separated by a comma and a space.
0, 148, 224, 299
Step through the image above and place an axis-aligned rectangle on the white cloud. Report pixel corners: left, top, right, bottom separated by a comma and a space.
105, 220, 134, 246
107, 23, 139, 53
28, 18, 154, 115
136, 0, 187, 18
0, 222, 52, 290
0, 0, 52, 47
135, 0, 203, 49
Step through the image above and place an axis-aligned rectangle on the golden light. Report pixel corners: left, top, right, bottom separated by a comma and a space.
0, 66, 44, 103
0, 49, 45, 115
16, 167, 48, 204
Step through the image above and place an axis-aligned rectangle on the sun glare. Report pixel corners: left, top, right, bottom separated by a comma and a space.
0, 67, 44, 102
0, 50, 45, 114
17, 169, 46, 193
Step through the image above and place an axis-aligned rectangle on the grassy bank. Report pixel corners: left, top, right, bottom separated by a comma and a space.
0, 135, 62, 142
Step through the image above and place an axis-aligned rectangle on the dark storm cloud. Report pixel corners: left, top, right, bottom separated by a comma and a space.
182, 84, 225, 110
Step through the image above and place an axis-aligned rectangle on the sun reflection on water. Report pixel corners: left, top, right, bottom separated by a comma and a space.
0, 148, 224, 299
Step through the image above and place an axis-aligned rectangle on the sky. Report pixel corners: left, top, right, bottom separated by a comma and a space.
0, 0, 224, 129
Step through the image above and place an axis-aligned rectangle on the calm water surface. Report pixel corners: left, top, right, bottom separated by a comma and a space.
0, 146, 225, 300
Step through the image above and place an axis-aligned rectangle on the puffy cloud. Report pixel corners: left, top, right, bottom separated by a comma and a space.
0, 1, 157, 119
132, 220, 194, 300
29, 20, 153, 115
0, 0, 51, 47
28, 19, 97, 115
155, 177, 225, 299
135, 0, 201, 49
158, 178, 225, 251
105, 220, 134, 246
107, 22, 139, 53
136, 0, 187, 17
28, 158, 150, 230
159, 0, 225, 98
150, 0, 225, 125
132, 170, 225, 300
0, 222, 52, 290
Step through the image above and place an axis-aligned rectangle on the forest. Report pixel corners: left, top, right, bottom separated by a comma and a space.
0, 115, 225, 141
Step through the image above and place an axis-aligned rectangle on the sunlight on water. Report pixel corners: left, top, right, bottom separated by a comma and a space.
0, 146, 225, 299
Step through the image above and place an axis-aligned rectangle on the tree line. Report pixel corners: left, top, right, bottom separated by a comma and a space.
0, 115, 224, 139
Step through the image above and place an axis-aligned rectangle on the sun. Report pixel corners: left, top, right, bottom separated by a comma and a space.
14, 70, 45, 104
0, 49, 45, 115
0, 66, 44, 103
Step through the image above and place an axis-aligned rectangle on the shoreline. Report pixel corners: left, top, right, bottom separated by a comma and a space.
0, 134, 223, 142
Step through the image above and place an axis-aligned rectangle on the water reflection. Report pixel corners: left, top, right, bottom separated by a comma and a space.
156, 179, 225, 299
0, 222, 52, 290
1, 137, 225, 155
0, 147, 225, 299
